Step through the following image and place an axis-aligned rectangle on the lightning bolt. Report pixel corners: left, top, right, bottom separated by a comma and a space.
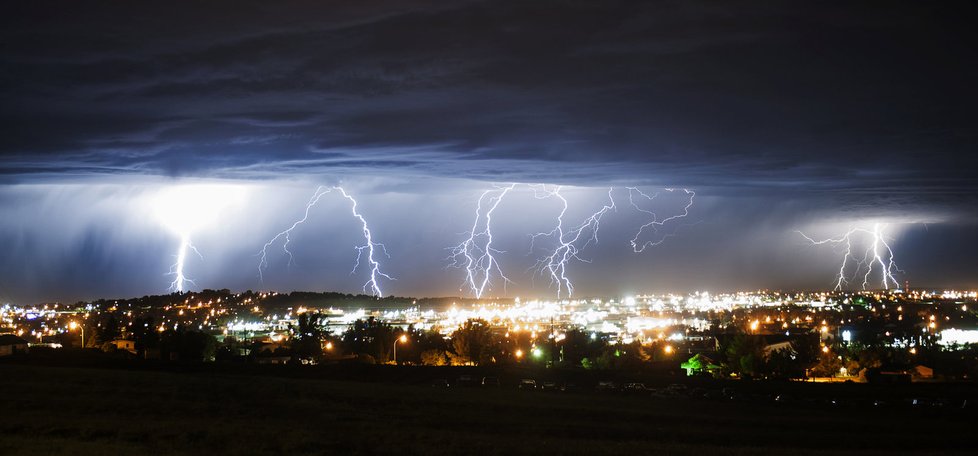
530, 186, 616, 298
628, 187, 695, 253
168, 235, 203, 292
798, 223, 902, 290
258, 186, 332, 282
258, 186, 394, 297
335, 187, 394, 297
448, 183, 516, 298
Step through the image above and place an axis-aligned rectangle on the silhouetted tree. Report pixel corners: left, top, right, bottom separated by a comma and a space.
92, 314, 122, 345
450, 319, 493, 365
724, 334, 766, 378
130, 316, 160, 356
559, 328, 603, 367
341, 317, 395, 363
160, 329, 217, 362
421, 349, 449, 366
290, 312, 328, 359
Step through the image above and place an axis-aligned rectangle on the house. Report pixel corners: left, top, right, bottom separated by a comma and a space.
110, 339, 137, 354
912, 365, 934, 379
681, 353, 721, 377
0, 334, 29, 357
762, 341, 793, 357
254, 355, 292, 365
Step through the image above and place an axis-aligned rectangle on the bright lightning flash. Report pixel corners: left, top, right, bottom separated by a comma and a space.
448, 183, 516, 298
531, 186, 615, 298
169, 236, 203, 292
798, 223, 902, 290
628, 187, 695, 253
153, 184, 245, 292
258, 186, 393, 297
336, 187, 394, 297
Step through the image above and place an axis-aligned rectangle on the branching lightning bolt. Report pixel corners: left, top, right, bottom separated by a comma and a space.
335, 187, 394, 297
448, 183, 516, 298
798, 223, 902, 290
168, 236, 203, 292
258, 186, 394, 297
258, 186, 332, 282
530, 186, 616, 298
628, 187, 695, 253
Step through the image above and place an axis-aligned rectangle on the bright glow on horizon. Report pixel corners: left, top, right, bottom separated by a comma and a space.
152, 184, 247, 237
152, 184, 247, 292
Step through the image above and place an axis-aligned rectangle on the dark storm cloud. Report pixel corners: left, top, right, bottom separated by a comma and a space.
2, 0, 977, 209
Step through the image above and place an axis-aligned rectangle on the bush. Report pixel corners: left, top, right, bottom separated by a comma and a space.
421, 349, 448, 366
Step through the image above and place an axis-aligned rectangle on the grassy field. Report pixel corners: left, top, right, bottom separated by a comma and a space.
0, 363, 974, 455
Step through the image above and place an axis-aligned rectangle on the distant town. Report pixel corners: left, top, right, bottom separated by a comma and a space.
3, 288, 977, 383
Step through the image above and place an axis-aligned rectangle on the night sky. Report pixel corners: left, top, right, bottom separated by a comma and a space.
2, 1, 976, 303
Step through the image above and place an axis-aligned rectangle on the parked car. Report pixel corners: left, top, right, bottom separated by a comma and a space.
623, 382, 648, 393
456, 375, 478, 387
431, 379, 450, 388
518, 379, 537, 390
540, 381, 559, 391
666, 383, 688, 394
481, 376, 500, 387
560, 383, 581, 393
595, 381, 617, 392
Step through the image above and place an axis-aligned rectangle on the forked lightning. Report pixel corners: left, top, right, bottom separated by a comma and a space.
798, 223, 902, 290
258, 186, 393, 297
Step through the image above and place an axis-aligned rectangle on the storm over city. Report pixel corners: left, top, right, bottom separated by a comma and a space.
2, 2, 978, 455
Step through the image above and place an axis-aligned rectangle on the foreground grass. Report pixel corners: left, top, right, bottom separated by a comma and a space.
0, 364, 973, 455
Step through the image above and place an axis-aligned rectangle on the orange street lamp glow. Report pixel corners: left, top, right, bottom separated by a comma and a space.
68, 321, 84, 348
393, 334, 408, 364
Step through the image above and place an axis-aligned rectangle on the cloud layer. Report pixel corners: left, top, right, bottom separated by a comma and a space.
2, 1, 975, 205
1, 1, 976, 302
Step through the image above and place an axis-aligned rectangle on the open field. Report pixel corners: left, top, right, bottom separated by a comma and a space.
0, 362, 975, 455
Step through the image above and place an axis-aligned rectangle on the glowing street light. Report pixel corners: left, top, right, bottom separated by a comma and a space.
515, 349, 523, 359
392, 334, 408, 364
68, 321, 84, 348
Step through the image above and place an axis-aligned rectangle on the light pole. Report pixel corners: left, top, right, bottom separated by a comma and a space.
393, 334, 407, 364
69, 321, 84, 348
